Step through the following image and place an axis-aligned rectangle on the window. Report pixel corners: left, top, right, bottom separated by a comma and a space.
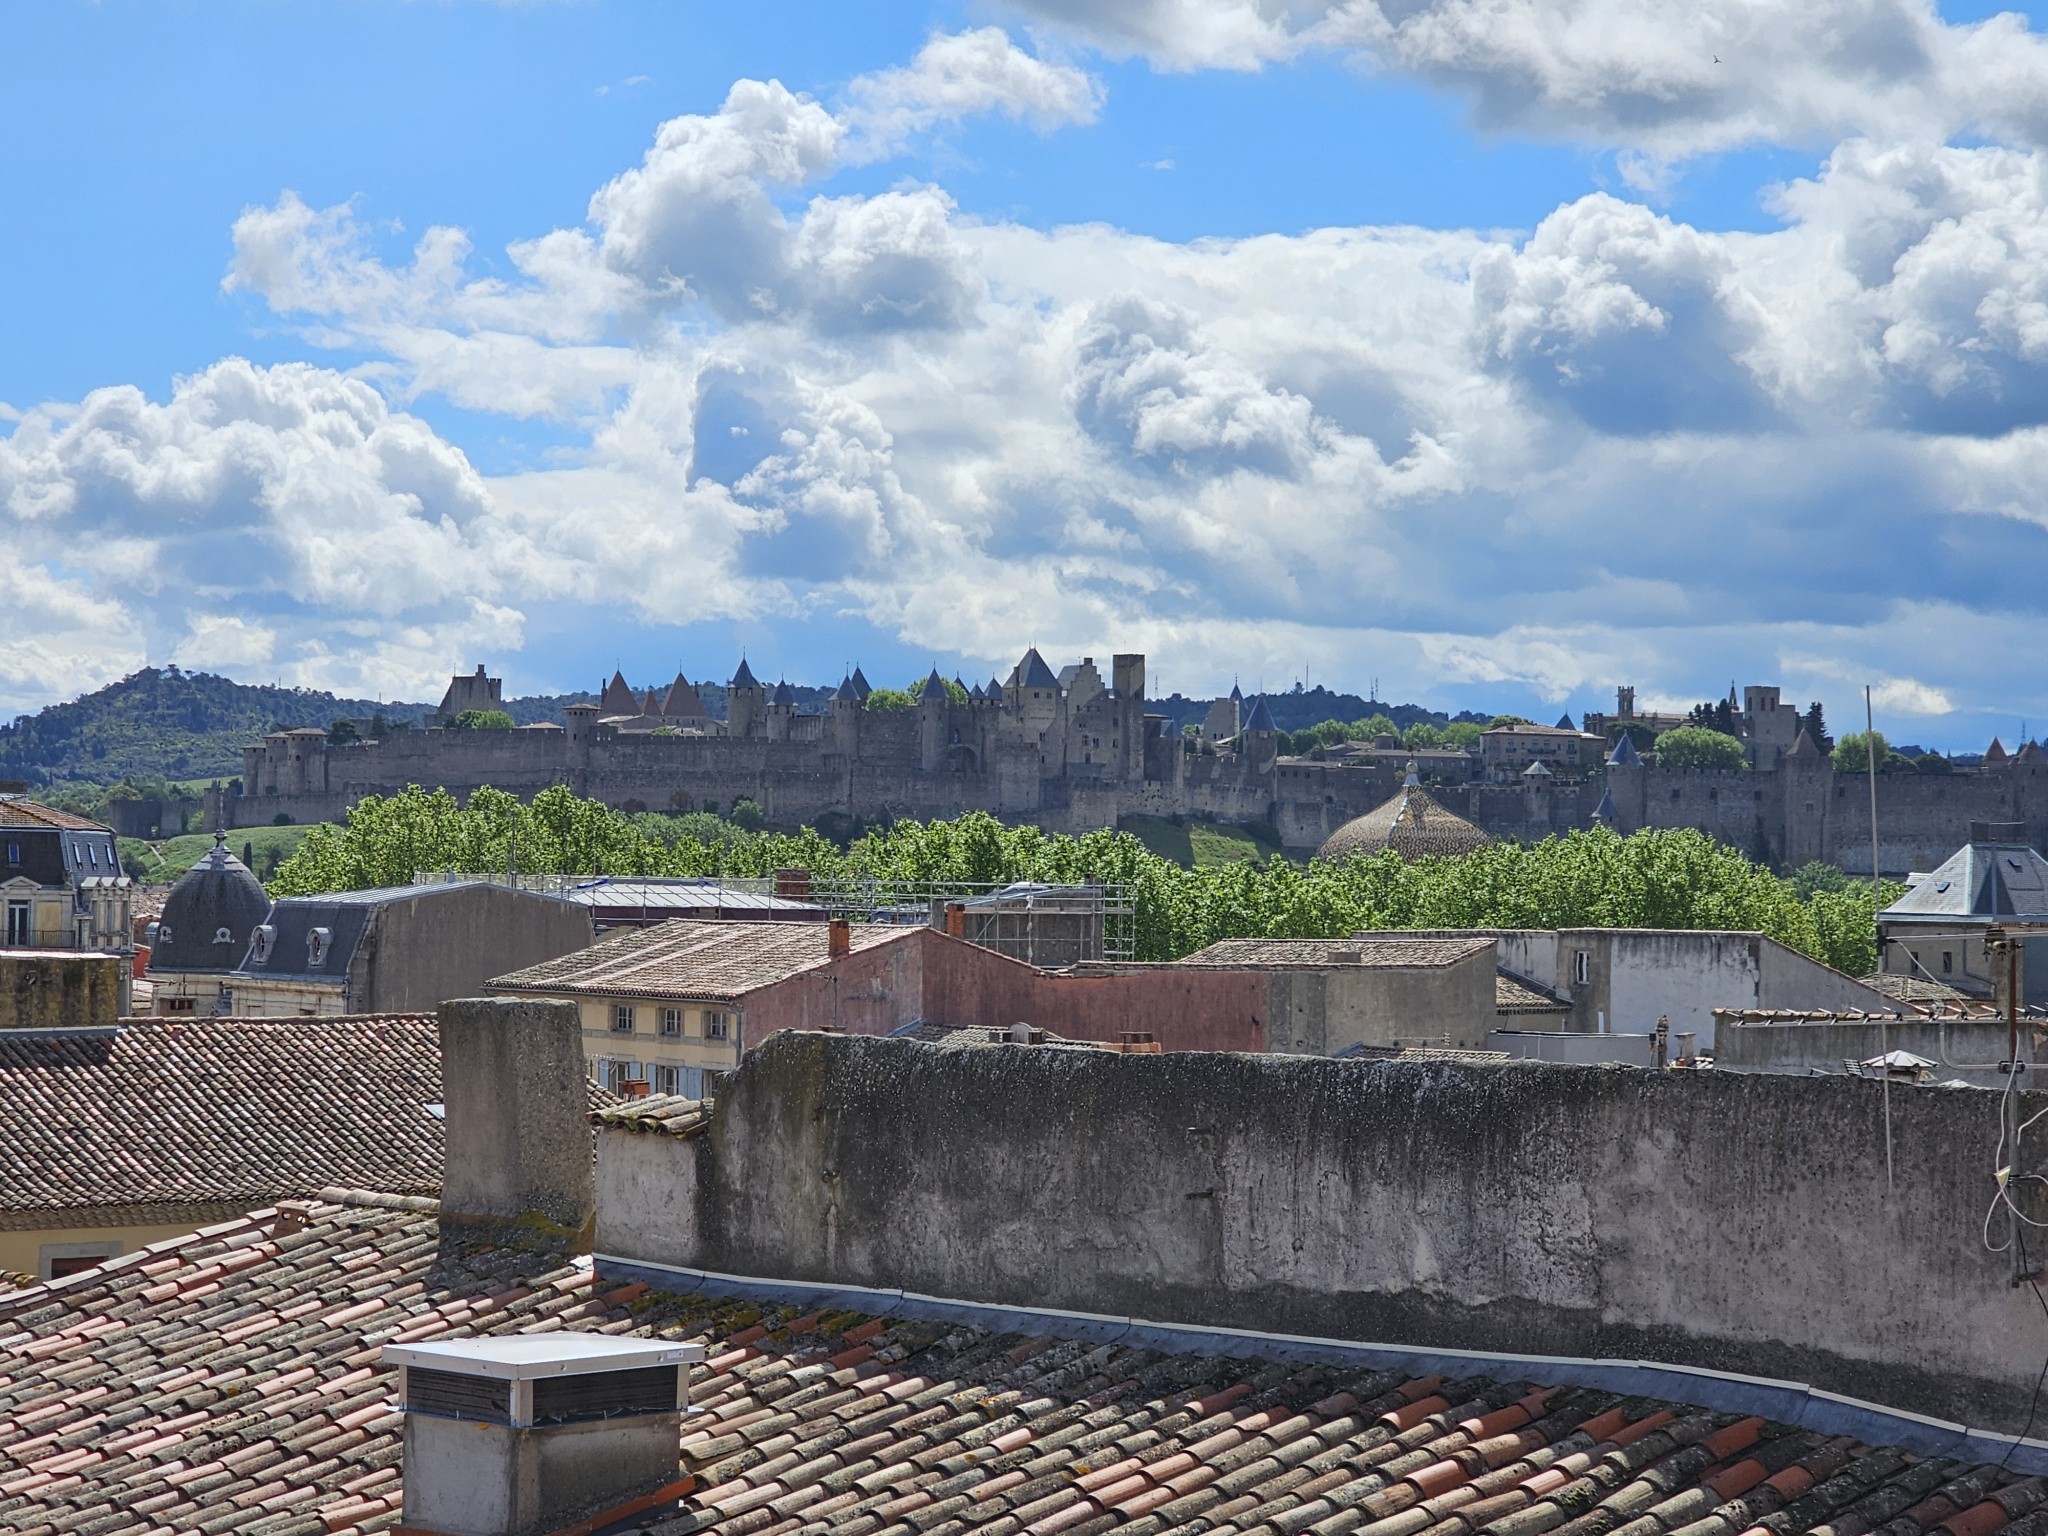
250, 925, 275, 963
163, 997, 196, 1014
1942, 950, 1954, 974
612, 1004, 636, 1034
4, 902, 28, 946
660, 1007, 682, 1037
704, 1011, 731, 1041
1573, 950, 1590, 986
598, 1058, 642, 1093
307, 926, 332, 967
213, 926, 232, 945
4, 842, 16, 866
40, 1241, 122, 1280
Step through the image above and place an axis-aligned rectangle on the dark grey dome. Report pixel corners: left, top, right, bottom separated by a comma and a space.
147, 834, 272, 973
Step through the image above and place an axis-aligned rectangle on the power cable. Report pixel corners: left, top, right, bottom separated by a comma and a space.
2000, 1218, 2048, 1469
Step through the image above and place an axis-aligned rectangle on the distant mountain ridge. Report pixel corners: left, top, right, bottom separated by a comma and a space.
1, 668, 1476, 790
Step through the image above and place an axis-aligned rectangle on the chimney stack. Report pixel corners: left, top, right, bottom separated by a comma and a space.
775, 866, 813, 898
437, 998, 595, 1247
828, 917, 850, 958
386, 1333, 704, 1536
944, 901, 966, 938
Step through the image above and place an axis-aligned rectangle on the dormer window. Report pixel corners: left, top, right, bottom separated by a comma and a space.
156, 922, 172, 945
213, 926, 233, 945
308, 927, 332, 967
251, 924, 276, 963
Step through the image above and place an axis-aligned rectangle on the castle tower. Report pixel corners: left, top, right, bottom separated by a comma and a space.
728, 660, 765, 738
641, 688, 661, 717
768, 679, 795, 742
1241, 695, 1279, 773
829, 674, 863, 754
917, 670, 950, 772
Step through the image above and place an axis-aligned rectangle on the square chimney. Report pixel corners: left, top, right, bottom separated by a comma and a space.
385, 1333, 705, 1536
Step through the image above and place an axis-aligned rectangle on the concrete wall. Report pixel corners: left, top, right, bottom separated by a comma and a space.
600, 1032, 2048, 1428
365, 888, 593, 1015
1487, 1029, 1658, 1066
1715, 1015, 2045, 1085
1421, 930, 1889, 1050
0, 950, 122, 1028
737, 930, 1492, 1056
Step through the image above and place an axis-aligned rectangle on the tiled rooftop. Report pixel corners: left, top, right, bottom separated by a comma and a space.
0, 1016, 444, 1214
4, 1197, 2045, 1536
1494, 976, 1570, 1014
0, 798, 106, 831
491, 918, 915, 1001
1181, 938, 1496, 969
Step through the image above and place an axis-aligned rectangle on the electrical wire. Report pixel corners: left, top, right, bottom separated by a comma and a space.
2000, 1219, 2048, 1468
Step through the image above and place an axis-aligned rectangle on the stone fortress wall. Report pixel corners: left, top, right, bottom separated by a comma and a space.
214, 655, 2048, 874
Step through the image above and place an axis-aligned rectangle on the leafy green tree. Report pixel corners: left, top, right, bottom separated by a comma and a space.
454, 709, 515, 730
1488, 715, 1534, 728
270, 790, 1897, 974
327, 718, 360, 745
1441, 722, 1485, 751
865, 688, 914, 711
1401, 723, 1443, 749
1831, 730, 1915, 773
1653, 726, 1747, 771
729, 797, 767, 831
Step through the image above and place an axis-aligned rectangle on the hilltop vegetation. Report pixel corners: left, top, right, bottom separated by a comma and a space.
273, 787, 1897, 973
0, 668, 430, 788
0, 667, 620, 794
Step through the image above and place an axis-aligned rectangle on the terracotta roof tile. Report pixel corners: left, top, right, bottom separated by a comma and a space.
0, 1205, 2034, 1536
490, 918, 914, 1001
1181, 939, 1494, 970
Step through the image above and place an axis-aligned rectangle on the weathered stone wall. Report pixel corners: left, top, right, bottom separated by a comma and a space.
0, 951, 121, 1028
601, 1032, 2048, 1428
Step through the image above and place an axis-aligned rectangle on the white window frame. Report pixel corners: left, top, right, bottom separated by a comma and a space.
660, 1007, 682, 1037
611, 1003, 636, 1034
1572, 950, 1590, 986
703, 1010, 731, 1041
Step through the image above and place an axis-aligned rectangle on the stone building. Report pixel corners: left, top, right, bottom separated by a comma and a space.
0, 792, 132, 1013
213, 659, 2048, 877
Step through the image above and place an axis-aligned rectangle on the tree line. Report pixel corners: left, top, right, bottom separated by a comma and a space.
270, 786, 1898, 974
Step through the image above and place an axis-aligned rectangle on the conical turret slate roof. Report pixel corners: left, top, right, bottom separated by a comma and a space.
662, 674, 707, 718
834, 675, 862, 703
771, 680, 794, 706
1608, 733, 1641, 766
599, 670, 637, 716
849, 667, 871, 701
731, 659, 762, 691
1013, 649, 1059, 690
1242, 695, 1277, 732
919, 670, 951, 702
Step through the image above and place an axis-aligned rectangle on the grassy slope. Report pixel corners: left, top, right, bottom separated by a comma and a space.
1119, 815, 1292, 869
120, 826, 315, 886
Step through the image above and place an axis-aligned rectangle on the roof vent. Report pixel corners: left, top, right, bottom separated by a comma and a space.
385, 1334, 704, 1536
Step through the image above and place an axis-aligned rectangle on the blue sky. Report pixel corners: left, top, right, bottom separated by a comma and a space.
6, 0, 2048, 747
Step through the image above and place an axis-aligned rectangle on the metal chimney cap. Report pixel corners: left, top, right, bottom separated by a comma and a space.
384, 1334, 704, 1381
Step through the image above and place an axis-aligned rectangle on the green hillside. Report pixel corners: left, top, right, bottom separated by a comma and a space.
0, 667, 432, 789
1119, 815, 1294, 868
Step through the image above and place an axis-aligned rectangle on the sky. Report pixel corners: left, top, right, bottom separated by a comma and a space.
7, 1, 2048, 748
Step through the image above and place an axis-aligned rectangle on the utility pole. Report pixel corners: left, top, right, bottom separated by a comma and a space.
1865, 686, 1880, 892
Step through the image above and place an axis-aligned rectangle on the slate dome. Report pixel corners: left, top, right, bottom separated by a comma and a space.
1316, 766, 1494, 863
148, 833, 272, 973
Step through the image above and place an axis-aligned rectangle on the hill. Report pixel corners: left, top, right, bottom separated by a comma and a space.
0, 668, 432, 789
